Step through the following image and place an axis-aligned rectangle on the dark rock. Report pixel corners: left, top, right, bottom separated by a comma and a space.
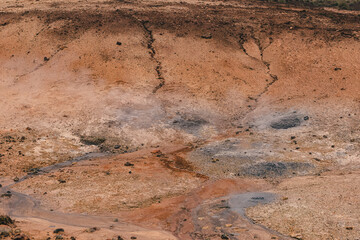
334, 67, 342, 71
0, 215, 13, 226
221, 234, 229, 239
1, 193, 12, 198
58, 179, 66, 183
291, 136, 296, 140
201, 33, 212, 39
114, 145, 121, 149
13, 177, 19, 182
303, 116, 309, 120
44, 57, 50, 61
70, 237, 76, 240
53, 228, 64, 234
251, 197, 264, 200
116, 236, 124, 240
130, 237, 137, 240
124, 162, 134, 167
55, 236, 63, 240
116, 41, 122, 46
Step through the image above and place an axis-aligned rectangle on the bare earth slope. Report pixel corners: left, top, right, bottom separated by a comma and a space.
0, 0, 359, 239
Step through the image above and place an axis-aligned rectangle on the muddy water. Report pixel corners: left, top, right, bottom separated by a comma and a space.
0, 152, 143, 231
229, 192, 294, 239
0, 186, 143, 231
228, 192, 276, 218
16, 152, 108, 184
0, 153, 285, 239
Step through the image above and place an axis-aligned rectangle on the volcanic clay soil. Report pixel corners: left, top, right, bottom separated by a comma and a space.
0, 0, 359, 239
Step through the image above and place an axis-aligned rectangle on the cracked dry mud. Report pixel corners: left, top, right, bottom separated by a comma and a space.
0, 0, 359, 239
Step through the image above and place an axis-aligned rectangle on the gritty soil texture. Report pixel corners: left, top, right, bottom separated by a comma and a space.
247, 170, 360, 240
0, 0, 359, 239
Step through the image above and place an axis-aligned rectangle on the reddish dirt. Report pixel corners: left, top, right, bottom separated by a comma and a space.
0, 0, 359, 239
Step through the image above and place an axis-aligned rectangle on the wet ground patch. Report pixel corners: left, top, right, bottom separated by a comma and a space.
188, 138, 272, 177
240, 162, 315, 178
80, 136, 106, 146
171, 115, 208, 132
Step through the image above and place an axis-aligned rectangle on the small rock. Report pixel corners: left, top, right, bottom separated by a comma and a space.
303, 116, 309, 121
346, 226, 353, 230
53, 228, 64, 234
114, 145, 121, 149
116, 41, 122, 46
58, 179, 66, 183
86, 227, 99, 233
55, 236, 63, 240
114, 218, 119, 222
221, 234, 229, 240
14, 177, 19, 182
201, 33, 212, 39
124, 162, 134, 167
1, 193, 12, 198
44, 57, 50, 62
70, 237, 76, 240
0, 216, 13, 226
130, 237, 137, 240
334, 67, 342, 71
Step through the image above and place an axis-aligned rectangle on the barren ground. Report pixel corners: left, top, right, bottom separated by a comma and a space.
0, 0, 359, 239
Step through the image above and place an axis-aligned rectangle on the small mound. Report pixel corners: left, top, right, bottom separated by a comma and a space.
270, 116, 302, 129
